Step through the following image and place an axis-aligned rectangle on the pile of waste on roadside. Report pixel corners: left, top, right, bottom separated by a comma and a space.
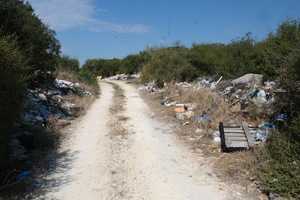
11, 74, 93, 161
102, 73, 138, 81
137, 73, 287, 152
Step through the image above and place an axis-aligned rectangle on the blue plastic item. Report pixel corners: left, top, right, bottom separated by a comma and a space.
16, 171, 31, 180
276, 114, 287, 121
198, 116, 215, 120
38, 107, 50, 116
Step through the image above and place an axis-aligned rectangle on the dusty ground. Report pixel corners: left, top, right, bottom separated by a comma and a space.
30, 80, 251, 200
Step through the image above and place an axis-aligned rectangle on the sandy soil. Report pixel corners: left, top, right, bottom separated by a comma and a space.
31, 80, 246, 200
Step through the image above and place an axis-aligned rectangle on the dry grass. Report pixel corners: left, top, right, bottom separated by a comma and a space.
110, 127, 128, 136
138, 81, 264, 199
116, 115, 129, 121
106, 81, 130, 137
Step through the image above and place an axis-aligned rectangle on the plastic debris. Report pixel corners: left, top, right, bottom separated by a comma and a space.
198, 115, 215, 121
17, 171, 31, 180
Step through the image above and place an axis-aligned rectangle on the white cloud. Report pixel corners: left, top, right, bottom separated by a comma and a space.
88, 20, 152, 33
27, 0, 152, 33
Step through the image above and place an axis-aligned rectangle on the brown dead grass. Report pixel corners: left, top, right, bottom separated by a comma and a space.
106, 81, 130, 136
116, 115, 129, 121
110, 127, 128, 136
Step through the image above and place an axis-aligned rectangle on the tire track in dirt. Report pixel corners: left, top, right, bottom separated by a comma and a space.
31, 80, 244, 200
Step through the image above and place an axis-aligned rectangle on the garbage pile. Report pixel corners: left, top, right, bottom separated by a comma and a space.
137, 73, 287, 148
103, 74, 134, 81
138, 81, 166, 93
11, 78, 92, 161
217, 74, 286, 114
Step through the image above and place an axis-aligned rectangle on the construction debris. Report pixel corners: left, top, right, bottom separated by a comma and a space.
135, 73, 286, 152
11, 78, 93, 162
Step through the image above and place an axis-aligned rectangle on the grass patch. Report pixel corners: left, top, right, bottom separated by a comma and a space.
116, 115, 129, 121
110, 127, 128, 136
106, 81, 130, 137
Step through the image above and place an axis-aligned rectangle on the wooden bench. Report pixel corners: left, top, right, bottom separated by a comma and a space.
219, 122, 262, 152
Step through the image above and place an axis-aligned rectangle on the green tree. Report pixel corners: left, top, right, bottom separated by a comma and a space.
141, 45, 197, 83
0, 34, 28, 177
119, 53, 147, 74
56, 55, 80, 72
0, 0, 61, 74
189, 43, 225, 76
254, 19, 300, 198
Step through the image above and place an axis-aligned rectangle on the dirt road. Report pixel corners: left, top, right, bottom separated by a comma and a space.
32, 81, 240, 200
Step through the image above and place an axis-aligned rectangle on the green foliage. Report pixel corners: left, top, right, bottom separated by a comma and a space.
141, 45, 197, 83
0, 34, 28, 176
0, 0, 61, 75
79, 70, 97, 85
251, 19, 300, 198
119, 52, 148, 74
0, 0, 61, 181
255, 118, 300, 198
263, 19, 300, 115
81, 58, 121, 77
56, 55, 80, 72
189, 43, 225, 76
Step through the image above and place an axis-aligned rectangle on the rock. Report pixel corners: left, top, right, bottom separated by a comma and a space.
232, 74, 263, 86
37, 93, 47, 101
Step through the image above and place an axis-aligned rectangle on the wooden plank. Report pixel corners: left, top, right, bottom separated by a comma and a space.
224, 129, 244, 133
225, 133, 247, 137
242, 122, 254, 147
225, 136, 247, 140
225, 141, 249, 148
225, 132, 245, 135
224, 128, 257, 131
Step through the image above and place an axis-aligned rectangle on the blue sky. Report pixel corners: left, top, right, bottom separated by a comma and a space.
27, 0, 300, 66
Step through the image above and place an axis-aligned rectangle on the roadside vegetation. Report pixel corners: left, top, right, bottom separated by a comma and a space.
0, 0, 299, 198
83, 19, 300, 198
0, 0, 98, 194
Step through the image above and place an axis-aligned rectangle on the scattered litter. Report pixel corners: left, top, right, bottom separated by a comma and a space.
183, 111, 194, 121
232, 73, 263, 86
195, 128, 203, 133
207, 172, 213, 177
17, 171, 31, 180
213, 137, 221, 144
198, 115, 215, 121
31, 182, 39, 188
35, 116, 43, 121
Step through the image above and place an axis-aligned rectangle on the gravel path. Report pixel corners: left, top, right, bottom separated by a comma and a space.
32, 80, 237, 200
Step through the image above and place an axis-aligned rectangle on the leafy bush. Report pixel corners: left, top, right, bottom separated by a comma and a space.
255, 119, 300, 198
56, 55, 80, 72
79, 70, 97, 85
252, 19, 300, 199
0, 34, 28, 178
141, 45, 198, 83
0, 0, 61, 74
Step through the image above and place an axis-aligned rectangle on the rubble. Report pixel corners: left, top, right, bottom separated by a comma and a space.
136, 73, 285, 150
11, 78, 93, 162
231, 73, 263, 86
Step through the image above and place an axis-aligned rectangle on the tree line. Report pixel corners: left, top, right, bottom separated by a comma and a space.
82, 18, 300, 198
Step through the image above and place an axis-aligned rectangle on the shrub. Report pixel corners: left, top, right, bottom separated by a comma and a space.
0, 34, 28, 178
79, 70, 97, 86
